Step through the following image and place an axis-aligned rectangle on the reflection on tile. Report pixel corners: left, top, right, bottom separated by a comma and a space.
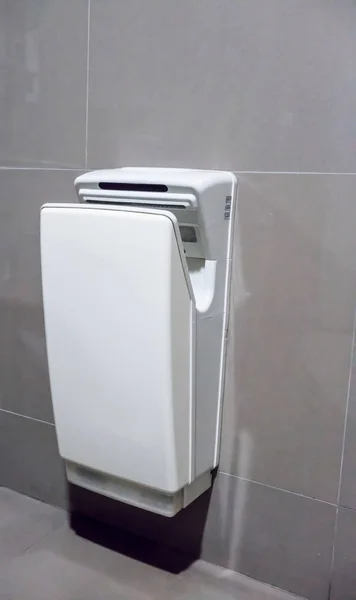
330, 507, 356, 600
0, 411, 66, 507
339, 328, 356, 510
0, 1, 88, 167
88, 0, 356, 172
0, 169, 83, 422
220, 174, 356, 502
202, 473, 335, 600
172, 560, 305, 600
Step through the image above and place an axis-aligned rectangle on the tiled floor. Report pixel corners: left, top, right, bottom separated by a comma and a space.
0, 487, 303, 600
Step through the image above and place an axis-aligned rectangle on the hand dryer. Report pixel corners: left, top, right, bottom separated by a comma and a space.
41, 168, 237, 516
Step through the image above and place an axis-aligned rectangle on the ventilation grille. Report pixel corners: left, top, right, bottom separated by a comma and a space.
98, 182, 168, 193
85, 199, 186, 210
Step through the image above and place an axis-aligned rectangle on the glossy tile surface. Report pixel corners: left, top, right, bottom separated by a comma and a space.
0, 486, 303, 600
330, 507, 356, 600
203, 473, 335, 600
0, 411, 66, 507
220, 174, 356, 502
0, 169, 82, 422
0, 1, 88, 167
88, 0, 356, 172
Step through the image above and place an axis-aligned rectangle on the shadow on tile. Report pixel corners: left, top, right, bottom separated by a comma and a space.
68, 477, 213, 575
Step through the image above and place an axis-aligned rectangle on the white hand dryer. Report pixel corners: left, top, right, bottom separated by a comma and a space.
41, 168, 236, 516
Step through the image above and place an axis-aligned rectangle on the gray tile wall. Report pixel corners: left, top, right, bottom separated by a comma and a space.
0, 2, 355, 599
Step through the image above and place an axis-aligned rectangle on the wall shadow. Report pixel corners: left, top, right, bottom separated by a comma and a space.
68, 474, 214, 574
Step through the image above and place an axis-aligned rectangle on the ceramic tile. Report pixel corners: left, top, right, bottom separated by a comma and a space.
0, 411, 67, 507
220, 173, 356, 502
170, 561, 305, 600
0, 487, 65, 563
88, 0, 356, 172
0, 169, 83, 422
0, 1, 88, 167
0, 486, 63, 527
330, 507, 356, 600
339, 326, 356, 510
202, 473, 335, 600
0, 522, 173, 600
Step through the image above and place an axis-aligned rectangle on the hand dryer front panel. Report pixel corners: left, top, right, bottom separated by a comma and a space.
41, 205, 195, 494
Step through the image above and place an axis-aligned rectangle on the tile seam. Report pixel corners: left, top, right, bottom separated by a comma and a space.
84, 0, 91, 168
0, 168, 355, 175
0, 167, 85, 171
218, 470, 337, 507
0, 408, 54, 427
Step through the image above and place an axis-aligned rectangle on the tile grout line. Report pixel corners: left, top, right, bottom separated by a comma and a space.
22, 515, 66, 558
0, 167, 84, 171
0, 167, 355, 175
337, 501, 356, 514
0, 408, 54, 427
234, 171, 356, 176
219, 470, 338, 507
84, 0, 91, 169
329, 305, 356, 579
